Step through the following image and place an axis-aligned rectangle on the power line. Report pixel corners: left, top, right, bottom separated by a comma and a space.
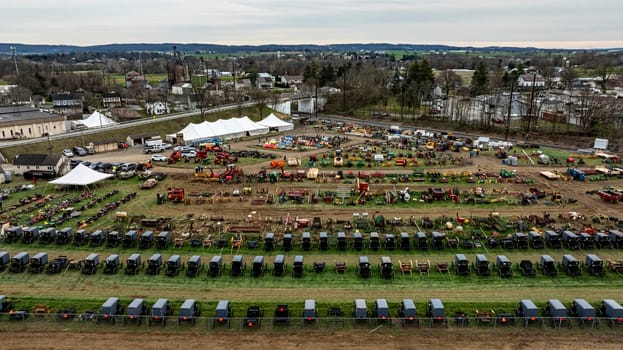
10, 45, 19, 78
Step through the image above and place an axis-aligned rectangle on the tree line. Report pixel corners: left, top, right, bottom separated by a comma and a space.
1, 49, 622, 142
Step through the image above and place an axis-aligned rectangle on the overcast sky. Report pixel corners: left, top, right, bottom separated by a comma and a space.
2, 0, 622, 49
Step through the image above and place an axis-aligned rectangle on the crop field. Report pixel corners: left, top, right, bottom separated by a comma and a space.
1, 126, 623, 348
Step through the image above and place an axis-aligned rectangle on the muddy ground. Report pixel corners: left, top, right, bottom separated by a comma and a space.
82, 127, 622, 222
3, 330, 623, 350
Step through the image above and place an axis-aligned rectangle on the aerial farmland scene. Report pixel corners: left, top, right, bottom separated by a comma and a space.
1, 1, 623, 349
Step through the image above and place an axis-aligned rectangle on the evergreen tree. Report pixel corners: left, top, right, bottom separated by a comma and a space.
471, 61, 489, 96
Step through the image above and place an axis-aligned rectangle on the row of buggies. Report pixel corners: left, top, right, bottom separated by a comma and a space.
4, 295, 621, 329
258, 229, 623, 252
0, 251, 611, 280
2, 226, 172, 250
486, 230, 623, 250
0, 251, 186, 277
451, 253, 607, 278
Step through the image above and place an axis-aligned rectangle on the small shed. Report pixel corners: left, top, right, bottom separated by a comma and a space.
91, 138, 119, 153
127, 132, 161, 147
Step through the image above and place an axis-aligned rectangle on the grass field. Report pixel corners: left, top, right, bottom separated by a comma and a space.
106, 73, 168, 87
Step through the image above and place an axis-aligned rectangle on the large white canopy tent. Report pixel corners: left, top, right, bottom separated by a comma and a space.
72, 111, 117, 129
258, 113, 294, 132
49, 163, 113, 186
170, 116, 270, 145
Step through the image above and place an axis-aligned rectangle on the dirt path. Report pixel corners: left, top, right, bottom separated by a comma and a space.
3, 330, 622, 350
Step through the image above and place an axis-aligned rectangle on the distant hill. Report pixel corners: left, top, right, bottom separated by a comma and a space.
0, 42, 612, 55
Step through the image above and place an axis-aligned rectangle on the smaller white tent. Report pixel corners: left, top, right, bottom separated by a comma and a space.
258, 113, 294, 131
49, 163, 113, 186
73, 111, 117, 129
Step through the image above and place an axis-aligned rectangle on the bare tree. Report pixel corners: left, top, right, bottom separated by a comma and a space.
573, 88, 609, 133
594, 63, 619, 92
248, 87, 270, 118
560, 68, 578, 90
436, 69, 463, 97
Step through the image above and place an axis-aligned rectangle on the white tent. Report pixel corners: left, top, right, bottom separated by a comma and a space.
231, 116, 269, 136
170, 116, 269, 145
73, 111, 117, 129
258, 113, 294, 131
49, 163, 113, 186
177, 122, 207, 142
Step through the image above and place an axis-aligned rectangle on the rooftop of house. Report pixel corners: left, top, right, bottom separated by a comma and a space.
102, 92, 121, 98
14, 153, 63, 166
0, 106, 64, 123
51, 93, 82, 100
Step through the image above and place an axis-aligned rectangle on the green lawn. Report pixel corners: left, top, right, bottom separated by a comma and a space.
107, 73, 168, 87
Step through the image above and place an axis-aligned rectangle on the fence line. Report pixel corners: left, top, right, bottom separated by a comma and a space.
1, 312, 620, 332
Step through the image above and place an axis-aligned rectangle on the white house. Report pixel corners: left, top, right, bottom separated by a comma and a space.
145, 102, 170, 116
517, 74, 546, 89
257, 72, 274, 90
171, 82, 193, 95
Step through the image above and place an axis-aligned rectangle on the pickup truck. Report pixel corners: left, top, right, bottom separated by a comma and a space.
143, 145, 165, 154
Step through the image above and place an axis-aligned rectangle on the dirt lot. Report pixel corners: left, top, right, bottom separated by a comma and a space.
5, 127, 623, 348
80, 127, 623, 221
4, 330, 622, 350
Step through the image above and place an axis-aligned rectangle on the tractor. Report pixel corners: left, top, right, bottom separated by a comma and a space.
168, 151, 182, 164
167, 187, 185, 202
214, 152, 238, 165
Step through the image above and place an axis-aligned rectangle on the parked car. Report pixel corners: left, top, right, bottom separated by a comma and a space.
161, 143, 173, 150
151, 154, 168, 162
73, 147, 88, 156
174, 146, 195, 152
118, 141, 129, 149
62, 149, 74, 158
181, 150, 197, 158
119, 163, 137, 172
96, 162, 113, 173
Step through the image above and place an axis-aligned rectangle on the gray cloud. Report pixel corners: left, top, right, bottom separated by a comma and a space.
1, 0, 622, 48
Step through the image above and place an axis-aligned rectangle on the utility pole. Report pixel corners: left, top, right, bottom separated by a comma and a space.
342, 64, 347, 113
504, 81, 514, 141
232, 60, 236, 98
47, 133, 53, 154
526, 73, 537, 133
10, 46, 19, 78
138, 52, 143, 75
314, 79, 319, 119
314, 65, 319, 119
